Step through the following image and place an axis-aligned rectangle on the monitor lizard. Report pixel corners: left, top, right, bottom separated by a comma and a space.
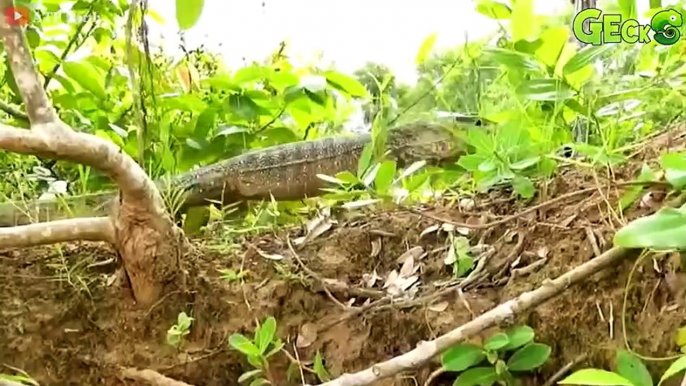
0, 121, 470, 226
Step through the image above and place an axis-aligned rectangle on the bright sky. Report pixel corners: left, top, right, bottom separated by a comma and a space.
147, 0, 572, 84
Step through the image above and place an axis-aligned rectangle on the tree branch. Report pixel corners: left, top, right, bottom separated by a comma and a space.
0, 123, 158, 206
0, 217, 114, 249
0, 99, 28, 121
316, 246, 630, 386
0, 0, 56, 125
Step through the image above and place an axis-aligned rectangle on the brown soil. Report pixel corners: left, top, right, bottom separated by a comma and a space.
2, 128, 686, 386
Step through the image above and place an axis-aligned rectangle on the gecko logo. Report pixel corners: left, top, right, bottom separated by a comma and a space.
572, 8, 683, 46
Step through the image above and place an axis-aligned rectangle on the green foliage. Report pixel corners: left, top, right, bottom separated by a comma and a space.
230, 316, 284, 385
176, 0, 205, 30
166, 311, 194, 348
441, 325, 551, 386
558, 351, 686, 386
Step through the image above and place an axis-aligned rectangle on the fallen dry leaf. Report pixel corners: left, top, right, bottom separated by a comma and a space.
396, 246, 425, 263
255, 248, 285, 261
362, 270, 381, 288
428, 301, 449, 312
296, 323, 318, 348
420, 224, 440, 238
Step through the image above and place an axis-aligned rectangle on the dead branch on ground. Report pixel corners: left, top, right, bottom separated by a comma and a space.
0, 0, 185, 305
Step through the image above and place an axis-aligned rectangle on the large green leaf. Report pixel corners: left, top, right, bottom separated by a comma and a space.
559, 369, 634, 385
563, 45, 613, 77
454, 366, 499, 386
441, 344, 486, 372
535, 26, 569, 67
511, 0, 536, 42
483, 48, 544, 72
614, 208, 686, 249
324, 71, 367, 97
415, 33, 437, 65
62, 60, 106, 99
506, 343, 551, 371
176, 0, 204, 30
516, 79, 576, 101
254, 317, 276, 354
659, 356, 686, 385
229, 334, 261, 357
615, 350, 653, 386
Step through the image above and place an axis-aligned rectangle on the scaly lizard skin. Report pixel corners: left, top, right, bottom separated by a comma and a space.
0, 121, 467, 226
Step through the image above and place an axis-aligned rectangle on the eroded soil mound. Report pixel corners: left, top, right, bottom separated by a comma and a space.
1, 129, 686, 386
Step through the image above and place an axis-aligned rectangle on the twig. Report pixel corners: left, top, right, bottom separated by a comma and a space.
0, 99, 27, 121
541, 354, 588, 386
423, 367, 445, 386
286, 236, 349, 310
313, 246, 630, 386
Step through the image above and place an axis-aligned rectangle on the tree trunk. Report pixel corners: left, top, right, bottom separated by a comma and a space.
0, 0, 186, 306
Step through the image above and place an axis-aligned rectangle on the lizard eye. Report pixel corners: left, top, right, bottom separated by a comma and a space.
671, 15, 677, 21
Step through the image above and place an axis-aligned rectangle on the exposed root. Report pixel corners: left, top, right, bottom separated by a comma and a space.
0, 217, 114, 249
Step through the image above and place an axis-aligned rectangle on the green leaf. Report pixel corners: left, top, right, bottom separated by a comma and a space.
675, 326, 686, 348
62, 61, 106, 99
614, 208, 686, 249
559, 369, 634, 385
512, 175, 535, 199
357, 143, 374, 178
248, 378, 270, 386
363, 163, 381, 187
176, 312, 193, 330
483, 48, 543, 72
619, 164, 658, 210
507, 343, 551, 371
484, 333, 510, 351
511, 0, 536, 42
475, 0, 512, 19
516, 79, 576, 101
195, 108, 216, 138
313, 350, 331, 382
396, 160, 427, 182
374, 161, 396, 193
324, 71, 368, 97
563, 45, 613, 76
535, 26, 569, 67
503, 326, 535, 351
226, 94, 263, 120
238, 369, 262, 383
176, 0, 204, 30
615, 350, 653, 386
454, 366, 499, 386
661, 153, 686, 171
254, 317, 277, 354
229, 334, 262, 357
617, 0, 637, 19
658, 356, 686, 385
510, 157, 541, 170
441, 344, 486, 372
416, 33, 437, 65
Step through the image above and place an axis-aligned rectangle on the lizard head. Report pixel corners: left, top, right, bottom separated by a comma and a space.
387, 122, 468, 166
